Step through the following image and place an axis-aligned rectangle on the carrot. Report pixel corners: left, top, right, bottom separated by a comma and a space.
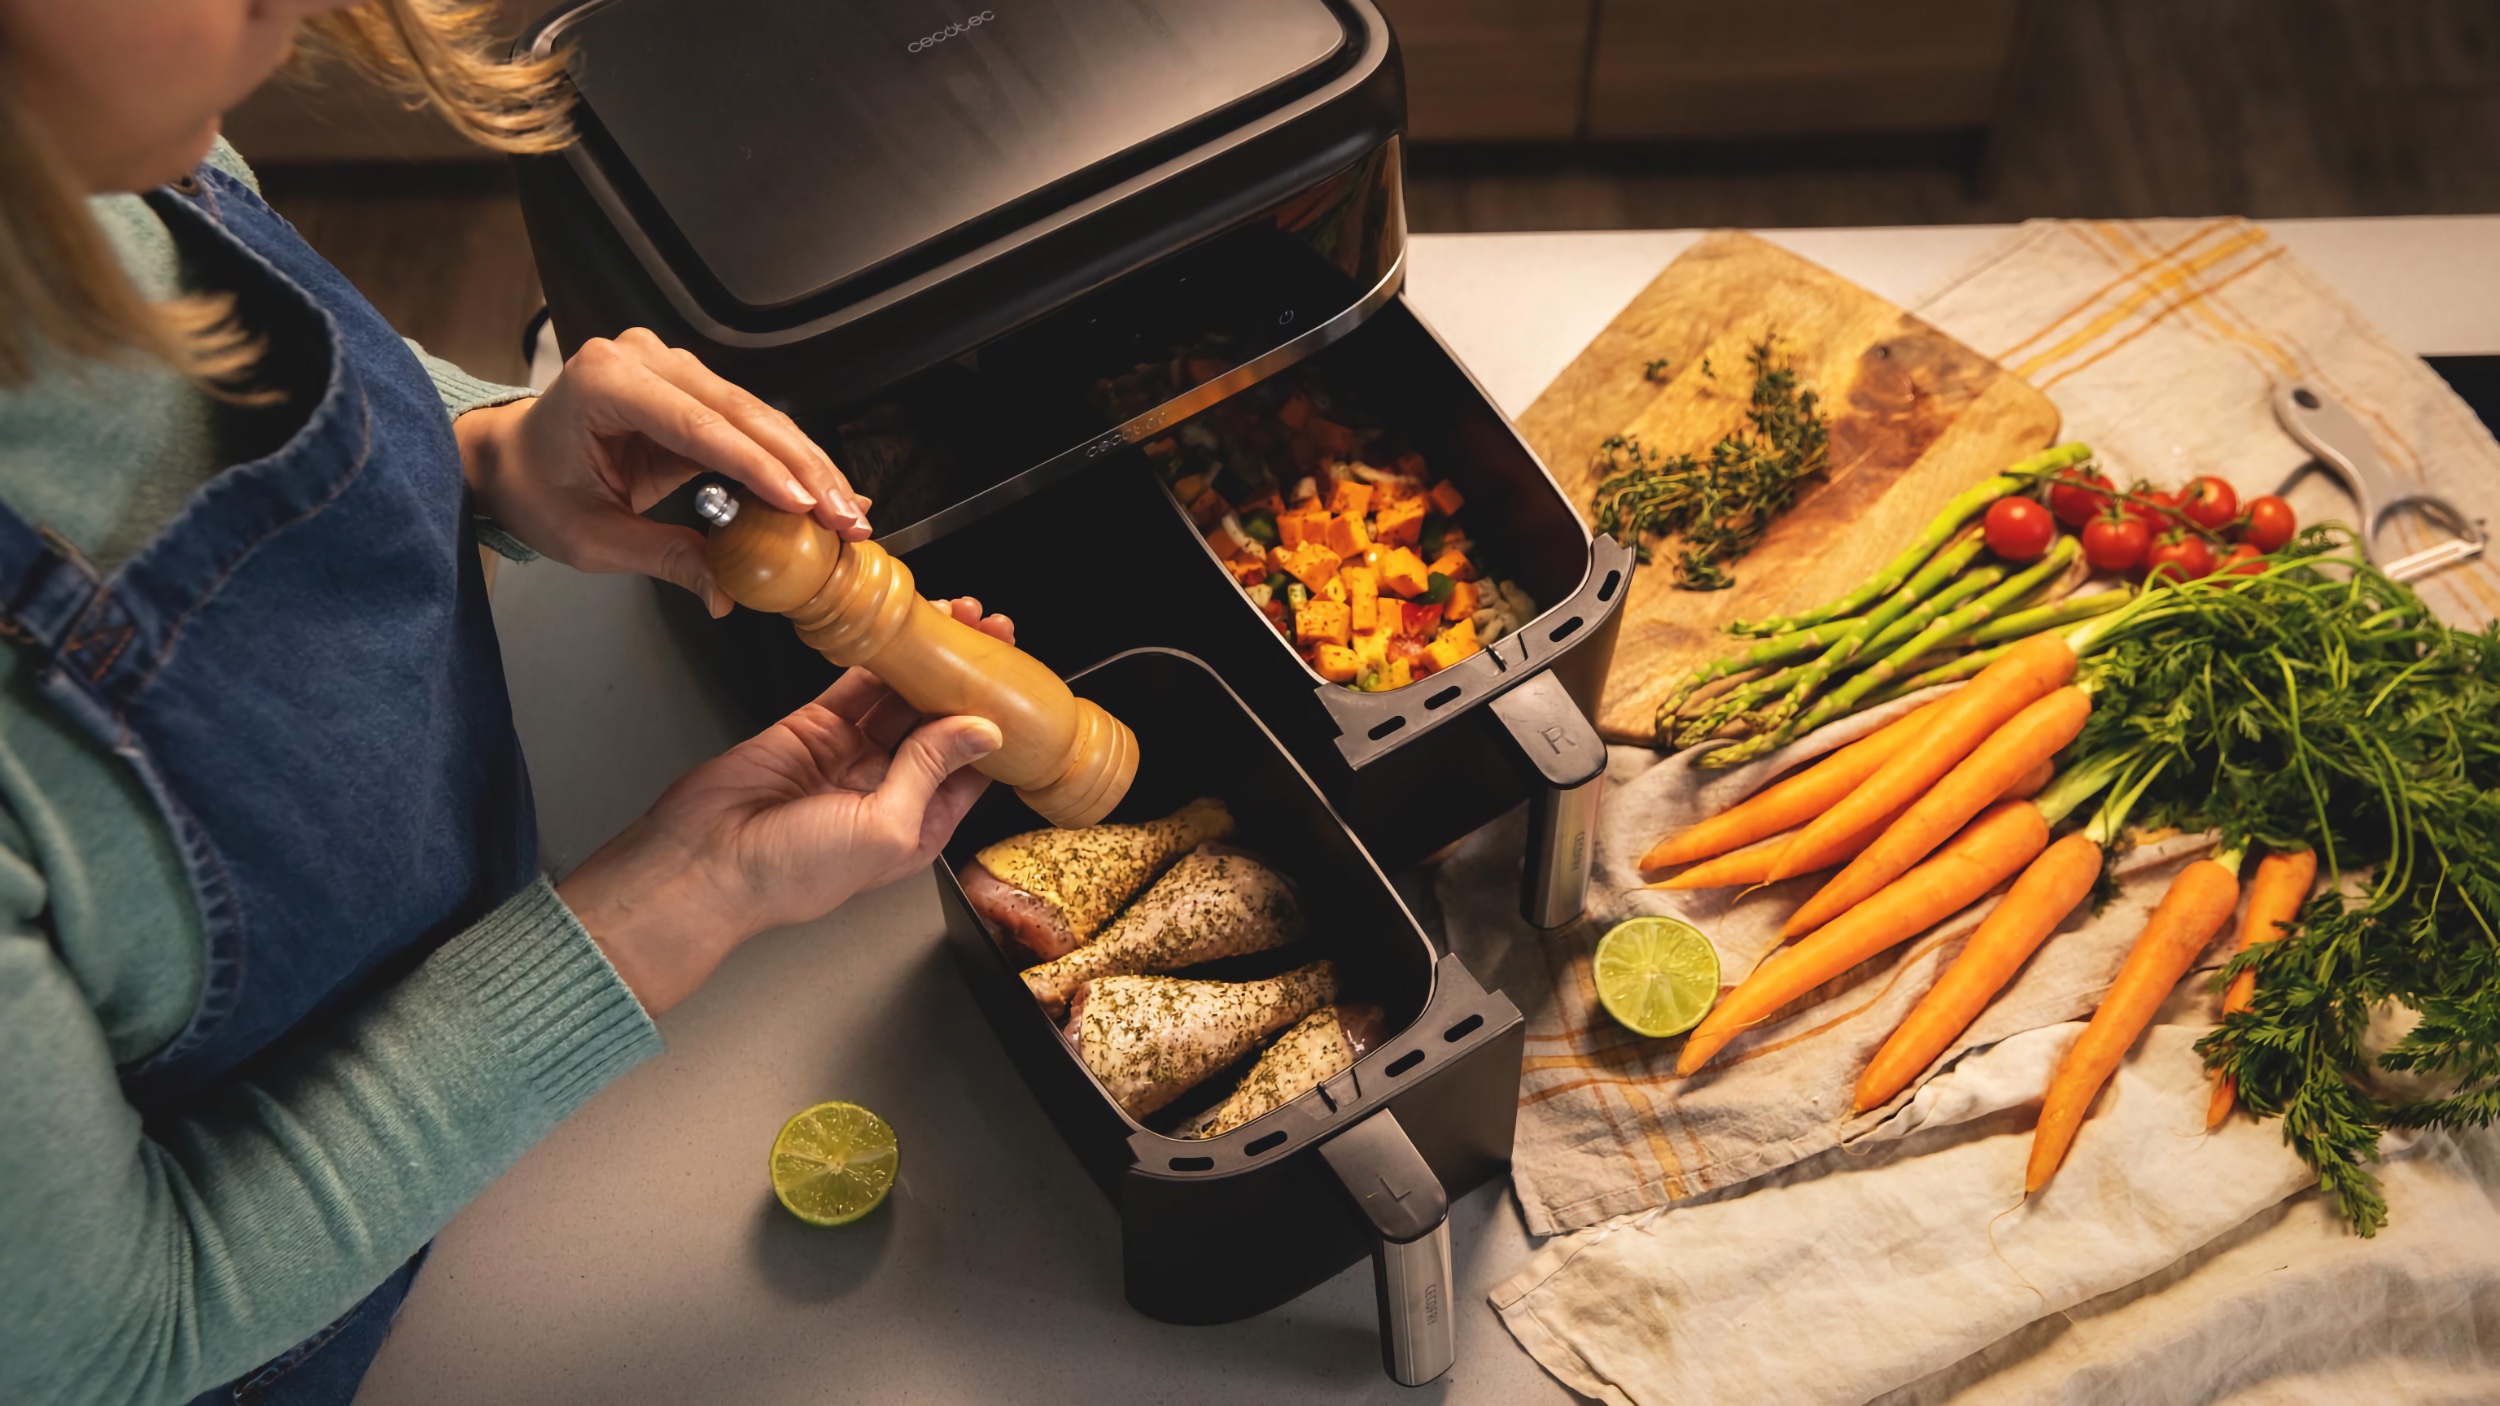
1781, 684, 2093, 938
2028, 851, 2245, 1193
2205, 847, 2318, 1128
1769, 632, 2077, 883
1639, 702, 1938, 871
1659, 758, 2053, 894
1853, 830, 2103, 1111
1678, 799, 2052, 1076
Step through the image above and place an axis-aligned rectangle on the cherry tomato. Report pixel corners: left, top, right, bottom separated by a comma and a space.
2080, 512, 2150, 574
2217, 543, 2266, 576
2145, 531, 2216, 583
1983, 497, 2057, 562
2047, 469, 2114, 527
2124, 488, 2179, 533
2242, 494, 2297, 552
2180, 475, 2239, 531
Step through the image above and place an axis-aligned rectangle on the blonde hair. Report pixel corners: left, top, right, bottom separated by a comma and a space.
0, 0, 574, 389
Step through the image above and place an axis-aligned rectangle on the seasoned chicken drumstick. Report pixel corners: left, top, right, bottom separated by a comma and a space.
1179, 1003, 1384, 1139
1020, 846, 1304, 1018
1068, 962, 1336, 1118
962, 798, 1231, 961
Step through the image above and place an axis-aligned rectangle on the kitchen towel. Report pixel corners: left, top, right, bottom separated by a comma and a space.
1916, 216, 2500, 626
1489, 1021, 2500, 1406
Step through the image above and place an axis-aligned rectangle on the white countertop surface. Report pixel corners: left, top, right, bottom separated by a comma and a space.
358, 218, 2499, 1406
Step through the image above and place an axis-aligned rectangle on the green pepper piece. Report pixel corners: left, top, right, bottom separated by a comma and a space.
1285, 582, 1310, 610
1418, 516, 1449, 560
1265, 571, 1292, 593
1421, 572, 1454, 606
1243, 512, 1278, 545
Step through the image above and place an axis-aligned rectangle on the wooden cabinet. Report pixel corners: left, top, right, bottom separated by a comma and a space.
1374, 0, 1593, 141
1586, 0, 2023, 140
1381, 0, 2022, 142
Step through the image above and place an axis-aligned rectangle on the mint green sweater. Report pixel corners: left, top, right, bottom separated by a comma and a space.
0, 145, 662, 1405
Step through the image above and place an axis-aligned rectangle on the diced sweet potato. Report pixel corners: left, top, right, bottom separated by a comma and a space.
1314, 643, 1361, 682
1277, 509, 1311, 549
1206, 518, 1252, 560
1328, 479, 1374, 517
1277, 391, 1311, 430
1268, 544, 1297, 574
1427, 479, 1465, 515
1320, 574, 1347, 603
1229, 556, 1270, 587
1428, 548, 1476, 581
1324, 512, 1371, 558
1295, 598, 1351, 647
1421, 617, 1481, 675
1341, 565, 1379, 630
1379, 546, 1431, 598
1382, 658, 1413, 689
1305, 414, 1357, 458
1374, 498, 1425, 547
1443, 577, 1480, 622
1284, 541, 1344, 591
1186, 486, 1232, 529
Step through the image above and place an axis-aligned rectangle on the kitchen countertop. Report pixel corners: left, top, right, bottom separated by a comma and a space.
356, 218, 2500, 1406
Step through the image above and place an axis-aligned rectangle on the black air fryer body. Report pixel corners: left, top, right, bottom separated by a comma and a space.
515, 0, 1624, 1382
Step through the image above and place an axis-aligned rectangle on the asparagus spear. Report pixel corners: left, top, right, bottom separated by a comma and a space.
1858, 589, 2135, 709
1701, 536, 2081, 767
1786, 536, 2082, 737
1741, 533, 1999, 734
1725, 442, 2093, 638
1656, 527, 1988, 738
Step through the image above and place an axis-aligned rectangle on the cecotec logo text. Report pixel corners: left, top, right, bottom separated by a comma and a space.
908, 11, 995, 52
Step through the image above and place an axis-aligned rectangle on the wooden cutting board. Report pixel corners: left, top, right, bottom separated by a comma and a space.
1518, 231, 2061, 744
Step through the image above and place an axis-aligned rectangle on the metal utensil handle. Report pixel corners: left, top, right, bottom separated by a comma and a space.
1487, 672, 1609, 930
1319, 1109, 1457, 1388
2272, 382, 2488, 577
1377, 1222, 1456, 1387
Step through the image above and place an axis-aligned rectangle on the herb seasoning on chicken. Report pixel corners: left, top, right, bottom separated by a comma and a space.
1066, 962, 1337, 1117
1020, 846, 1304, 1018
1179, 1003, 1383, 1138
962, 798, 1232, 961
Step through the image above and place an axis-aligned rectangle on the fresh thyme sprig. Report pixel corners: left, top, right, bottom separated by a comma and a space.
1589, 338, 1830, 591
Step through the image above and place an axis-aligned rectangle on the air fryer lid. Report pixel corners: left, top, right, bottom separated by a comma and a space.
562, 0, 1352, 314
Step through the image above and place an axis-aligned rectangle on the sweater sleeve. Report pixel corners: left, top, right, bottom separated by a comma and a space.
0, 872, 662, 1406
406, 341, 542, 562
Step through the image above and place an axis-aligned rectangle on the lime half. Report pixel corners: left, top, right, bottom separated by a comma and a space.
770, 1101, 899, 1226
1594, 916, 1721, 1039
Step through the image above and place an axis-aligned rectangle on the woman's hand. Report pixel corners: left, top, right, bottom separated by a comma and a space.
456, 327, 872, 615
558, 600, 1014, 1015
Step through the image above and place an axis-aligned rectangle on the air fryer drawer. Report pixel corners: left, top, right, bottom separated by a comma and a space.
933, 648, 1522, 1325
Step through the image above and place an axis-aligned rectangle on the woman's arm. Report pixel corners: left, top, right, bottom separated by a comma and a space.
0, 873, 659, 1406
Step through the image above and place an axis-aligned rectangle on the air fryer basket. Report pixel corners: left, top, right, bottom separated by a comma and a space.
935, 649, 1523, 1384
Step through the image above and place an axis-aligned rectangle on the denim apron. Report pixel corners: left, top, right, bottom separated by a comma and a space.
0, 165, 538, 1402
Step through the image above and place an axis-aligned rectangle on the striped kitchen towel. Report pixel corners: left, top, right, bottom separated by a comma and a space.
1444, 217, 2500, 1241
1919, 216, 2500, 623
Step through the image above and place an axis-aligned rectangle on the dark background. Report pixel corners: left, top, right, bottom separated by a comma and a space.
235, 0, 2500, 391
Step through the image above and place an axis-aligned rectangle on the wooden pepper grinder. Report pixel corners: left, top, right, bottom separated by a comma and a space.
694, 484, 1136, 828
